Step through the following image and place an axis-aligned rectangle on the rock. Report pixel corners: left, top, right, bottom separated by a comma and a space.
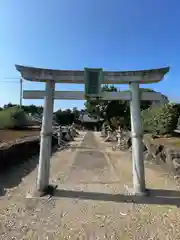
173, 158, 180, 170
164, 148, 175, 170
143, 135, 165, 165
143, 134, 180, 176
154, 152, 163, 165
144, 152, 154, 161
143, 136, 157, 159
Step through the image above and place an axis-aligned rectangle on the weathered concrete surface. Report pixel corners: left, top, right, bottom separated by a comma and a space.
1, 131, 180, 239
67, 132, 119, 184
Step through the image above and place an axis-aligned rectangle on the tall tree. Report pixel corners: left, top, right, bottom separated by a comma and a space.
84, 86, 160, 129
54, 108, 81, 125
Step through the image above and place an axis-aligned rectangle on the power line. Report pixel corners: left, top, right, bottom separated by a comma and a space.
3, 77, 20, 79
0, 81, 20, 83
0, 77, 21, 83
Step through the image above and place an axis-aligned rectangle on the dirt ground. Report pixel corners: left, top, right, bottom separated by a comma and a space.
153, 136, 180, 148
1, 131, 180, 239
0, 129, 40, 143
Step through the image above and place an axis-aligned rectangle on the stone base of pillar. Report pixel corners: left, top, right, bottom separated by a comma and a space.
30, 184, 58, 198
127, 188, 149, 197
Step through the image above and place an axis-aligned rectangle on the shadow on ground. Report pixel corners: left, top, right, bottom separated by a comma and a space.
52, 188, 180, 207
0, 146, 59, 197
0, 133, 84, 197
71, 146, 97, 150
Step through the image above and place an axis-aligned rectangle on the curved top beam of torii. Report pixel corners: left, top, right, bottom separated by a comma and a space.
15, 65, 170, 84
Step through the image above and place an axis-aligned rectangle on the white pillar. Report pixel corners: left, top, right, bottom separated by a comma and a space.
129, 82, 146, 195
37, 80, 55, 192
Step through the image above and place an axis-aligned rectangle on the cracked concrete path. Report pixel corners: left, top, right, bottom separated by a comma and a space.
1, 131, 180, 239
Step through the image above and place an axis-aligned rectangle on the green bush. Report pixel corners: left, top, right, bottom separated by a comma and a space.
177, 115, 180, 130
141, 103, 180, 135
0, 107, 28, 129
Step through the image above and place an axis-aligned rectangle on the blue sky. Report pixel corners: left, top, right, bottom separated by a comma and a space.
0, 0, 179, 111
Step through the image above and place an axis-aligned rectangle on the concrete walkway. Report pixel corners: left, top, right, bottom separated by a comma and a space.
1, 131, 180, 239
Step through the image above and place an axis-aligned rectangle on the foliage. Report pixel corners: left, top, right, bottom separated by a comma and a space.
0, 107, 28, 129
54, 107, 81, 125
2, 103, 43, 115
176, 111, 180, 130
109, 116, 123, 130
84, 85, 155, 129
0, 102, 82, 128
141, 103, 180, 135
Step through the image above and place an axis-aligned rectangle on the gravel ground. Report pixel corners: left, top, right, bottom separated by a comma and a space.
1, 131, 180, 239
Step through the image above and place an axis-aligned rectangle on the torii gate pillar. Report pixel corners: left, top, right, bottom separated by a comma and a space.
130, 83, 146, 195
37, 80, 55, 192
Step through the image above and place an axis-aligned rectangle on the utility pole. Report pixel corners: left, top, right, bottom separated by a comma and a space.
20, 78, 23, 107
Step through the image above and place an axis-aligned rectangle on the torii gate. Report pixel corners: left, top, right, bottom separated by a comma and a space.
15, 65, 169, 196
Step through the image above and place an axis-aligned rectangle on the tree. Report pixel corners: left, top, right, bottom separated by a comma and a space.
2, 103, 43, 115
0, 107, 28, 129
72, 107, 80, 122
3, 103, 16, 109
84, 86, 159, 129
84, 85, 130, 129
54, 108, 81, 125
22, 104, 43, 115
